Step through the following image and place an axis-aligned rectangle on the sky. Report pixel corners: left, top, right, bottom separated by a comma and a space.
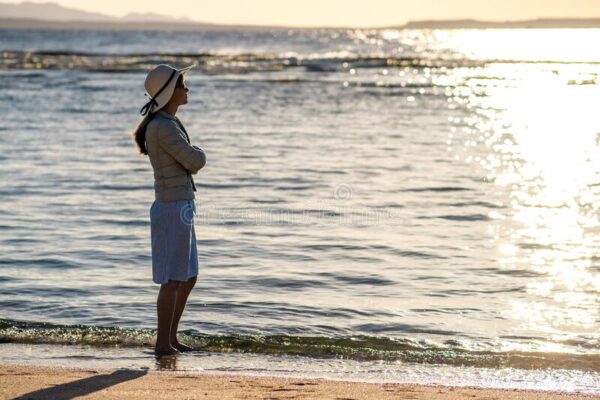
6, 0, 600, 27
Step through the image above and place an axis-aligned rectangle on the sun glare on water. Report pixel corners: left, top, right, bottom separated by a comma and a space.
444, 31, 600, 349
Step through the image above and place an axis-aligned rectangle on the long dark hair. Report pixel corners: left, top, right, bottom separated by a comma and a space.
131, 74, 184, 155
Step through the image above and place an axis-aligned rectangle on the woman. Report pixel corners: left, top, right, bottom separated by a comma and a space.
131, 63, 207, 357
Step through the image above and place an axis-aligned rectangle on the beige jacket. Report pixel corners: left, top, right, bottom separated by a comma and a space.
146, 110, 206, 202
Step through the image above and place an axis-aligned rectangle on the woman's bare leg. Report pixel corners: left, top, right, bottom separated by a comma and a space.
155, 280, 181, 355
170, 275, 197, 350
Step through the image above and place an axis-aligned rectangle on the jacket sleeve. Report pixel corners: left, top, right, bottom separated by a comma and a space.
157, 120, 206, 173
189, 145, 205, 175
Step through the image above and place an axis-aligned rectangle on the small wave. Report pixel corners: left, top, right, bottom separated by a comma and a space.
2, 50, 466, 74
274, 185, 314, 191
437, 287, 525, 296
426, 214, 491, 221
296, 168, 348, 175
473, 267, 543, 278
1, 318, 599, 371
0, 257, 81, 269
248, 198, 285, 204
233, 276, 331, 290
198, 182, 265, 189
403, 186, 473, 192
0, 71, 47, 78
347, 81, 442, 89
442, 201, 505, 208
93, 218, 147, 227
517, 242, 557, 250
316, 272, 396, 286
395, 250, 447, 259
5, 50, 595, 74
94, 184, 151, 191
1, 238, 41, 244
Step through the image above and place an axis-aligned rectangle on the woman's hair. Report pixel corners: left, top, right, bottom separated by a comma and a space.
131, 74, 184, 155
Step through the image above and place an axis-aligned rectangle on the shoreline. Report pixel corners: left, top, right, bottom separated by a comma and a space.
1, 342, 600, 396
2, 363, 599, 400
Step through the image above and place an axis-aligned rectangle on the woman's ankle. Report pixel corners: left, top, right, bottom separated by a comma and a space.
155, 339, 172, 349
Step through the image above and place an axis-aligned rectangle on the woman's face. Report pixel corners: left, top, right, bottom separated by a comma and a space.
171, 76, 189, 106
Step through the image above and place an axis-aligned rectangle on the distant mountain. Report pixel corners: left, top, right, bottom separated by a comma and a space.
120, 12, 196, 23
0, 1, 114, 21
0, 1, 199, 23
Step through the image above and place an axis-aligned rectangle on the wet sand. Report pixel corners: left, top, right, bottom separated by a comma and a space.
1, 364, 598, 400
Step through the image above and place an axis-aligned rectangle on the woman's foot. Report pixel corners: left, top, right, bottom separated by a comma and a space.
171, 341, 195, 352
154, 345, 180, 357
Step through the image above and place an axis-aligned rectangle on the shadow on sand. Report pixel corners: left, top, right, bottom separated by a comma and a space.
13, 368, 148, 400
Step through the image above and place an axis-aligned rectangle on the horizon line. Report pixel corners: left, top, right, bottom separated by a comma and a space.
3, 16, 600, 30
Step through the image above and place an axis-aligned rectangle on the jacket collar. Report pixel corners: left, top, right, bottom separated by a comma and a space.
156, 109, 177, 121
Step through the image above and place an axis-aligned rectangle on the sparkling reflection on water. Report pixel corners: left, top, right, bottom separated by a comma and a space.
450, 57, 600, 350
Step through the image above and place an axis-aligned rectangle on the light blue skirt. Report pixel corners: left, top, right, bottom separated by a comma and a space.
149, 199, 198, 284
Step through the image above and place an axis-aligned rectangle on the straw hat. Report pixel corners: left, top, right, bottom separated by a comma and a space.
140, 63, 197, 116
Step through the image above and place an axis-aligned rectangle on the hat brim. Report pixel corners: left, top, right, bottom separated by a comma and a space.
177, 62, 197, 74
151, 63, 197, 112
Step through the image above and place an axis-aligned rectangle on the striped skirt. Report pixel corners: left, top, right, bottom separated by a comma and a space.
149, 199, 198, 284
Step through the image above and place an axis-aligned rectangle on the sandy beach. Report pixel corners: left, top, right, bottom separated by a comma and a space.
1, 364, 598, 400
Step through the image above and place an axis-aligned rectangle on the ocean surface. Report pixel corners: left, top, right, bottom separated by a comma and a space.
0, 27, 599, 392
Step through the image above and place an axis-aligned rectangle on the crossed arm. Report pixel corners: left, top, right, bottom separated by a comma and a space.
157, 121, 206, 174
